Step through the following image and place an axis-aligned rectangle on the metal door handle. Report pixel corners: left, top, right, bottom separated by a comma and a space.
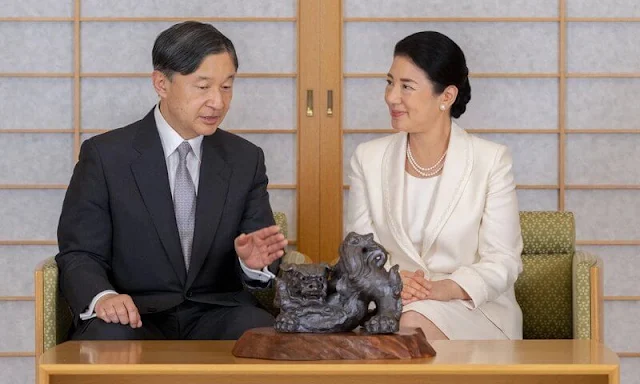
306, 90, 314, 117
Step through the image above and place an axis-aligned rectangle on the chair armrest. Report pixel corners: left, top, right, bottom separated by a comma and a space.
572, 251, 603, 340
35, 256, 57, 273
35, 256, 73, 355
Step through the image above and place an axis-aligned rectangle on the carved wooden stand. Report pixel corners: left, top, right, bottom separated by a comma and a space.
232, 327, 436, 360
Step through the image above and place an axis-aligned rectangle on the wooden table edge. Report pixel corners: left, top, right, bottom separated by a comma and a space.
38, 363, 621, 376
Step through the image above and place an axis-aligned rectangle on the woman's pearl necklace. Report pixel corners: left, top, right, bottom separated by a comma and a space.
406, 141, 447, 178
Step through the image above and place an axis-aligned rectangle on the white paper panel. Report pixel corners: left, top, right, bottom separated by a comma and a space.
0, 22, 73, 72
345, 22, 557, 73
0, 134, 73, 184
223, 78, 296, 129
581, 246, 640, 296
0, 79, 73, 129
604, 301, 640, 352
81, 0, 296, 17
0, 246, 57, 296
0, 0, 72, 17
568, 23, 640, 73
0, 357, 35, 384
0, 190, 65, 240
517, 190, 558, 211
566, 79, 640, 130
236, 133, 296, 184
222, 22, 295, 73
567, 0, 640, 17
81, 22, 295, 73
344, 0, 557, 17
457, 79, 558, 129
566, 134, 640, 184
475, 133, 558, 185
620, 357, 640, 384
80, 78, 158, 129
0, 302, 34, 352
343, 78, 389, 130
566, 190, 640, 240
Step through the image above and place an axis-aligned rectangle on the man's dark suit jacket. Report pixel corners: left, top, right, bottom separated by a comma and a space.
56, 108, 276, 321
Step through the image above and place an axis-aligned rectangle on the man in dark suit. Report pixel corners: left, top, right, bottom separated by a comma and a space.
56, 21, 287, 340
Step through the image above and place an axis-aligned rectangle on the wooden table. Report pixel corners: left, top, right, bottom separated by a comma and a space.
38, 339, 619, 384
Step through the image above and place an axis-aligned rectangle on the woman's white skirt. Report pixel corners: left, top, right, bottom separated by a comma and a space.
403, 299, 509, 340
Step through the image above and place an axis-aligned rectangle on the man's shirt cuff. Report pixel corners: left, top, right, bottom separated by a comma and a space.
239, 258, 276, 283
79, 290, 118, 320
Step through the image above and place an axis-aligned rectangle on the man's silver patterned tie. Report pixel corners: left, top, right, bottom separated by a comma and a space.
174, 141, 196, 272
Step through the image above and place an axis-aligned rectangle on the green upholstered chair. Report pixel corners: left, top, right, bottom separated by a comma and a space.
34, 212, 310, 358
515, 211, 603, 341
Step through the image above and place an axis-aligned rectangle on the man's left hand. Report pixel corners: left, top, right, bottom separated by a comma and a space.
235, 225, 288, 270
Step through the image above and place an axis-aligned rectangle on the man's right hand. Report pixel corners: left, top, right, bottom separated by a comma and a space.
95, 293, 142, 328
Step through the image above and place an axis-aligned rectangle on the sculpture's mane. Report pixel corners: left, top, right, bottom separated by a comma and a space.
337, 242, 376, 279
337, 235, 387, 282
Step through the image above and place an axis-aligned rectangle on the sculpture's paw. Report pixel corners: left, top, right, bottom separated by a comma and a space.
364, 314, 399, 334
274, 312, 299, 333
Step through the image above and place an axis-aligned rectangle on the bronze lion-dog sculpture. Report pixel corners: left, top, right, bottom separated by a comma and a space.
274, 232, 403, 334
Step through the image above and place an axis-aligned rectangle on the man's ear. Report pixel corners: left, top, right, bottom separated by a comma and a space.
152, 70, 170, 98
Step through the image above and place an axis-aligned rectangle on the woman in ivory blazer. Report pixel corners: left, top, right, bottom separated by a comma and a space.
347, 31, 523, 340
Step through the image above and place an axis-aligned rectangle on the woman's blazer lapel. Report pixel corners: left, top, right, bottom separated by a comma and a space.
420, 123, 473, 257
381, 132, 423, 266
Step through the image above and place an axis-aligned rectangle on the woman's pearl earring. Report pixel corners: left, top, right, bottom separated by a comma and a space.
439, 104, 446, 111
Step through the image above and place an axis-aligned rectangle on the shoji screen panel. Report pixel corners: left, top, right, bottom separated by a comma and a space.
565, 2, 640, 373
0, 1, 300, 383
340, 0, 640, 380
0, 2, 73, 382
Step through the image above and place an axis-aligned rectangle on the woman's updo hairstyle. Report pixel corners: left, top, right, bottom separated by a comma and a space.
394, 31, 471, 118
